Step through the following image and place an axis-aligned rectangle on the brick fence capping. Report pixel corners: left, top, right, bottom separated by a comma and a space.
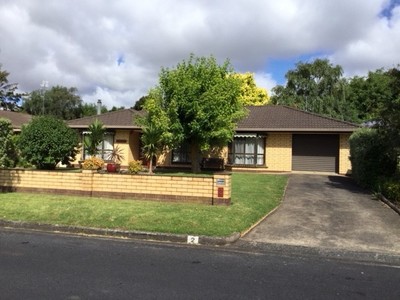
0, 169, 232, 205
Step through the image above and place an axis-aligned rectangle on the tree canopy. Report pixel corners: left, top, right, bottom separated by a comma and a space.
144, 54, 246, 172
81, 102, 108, 117
0, 66, 22, 111
271, 59, 354, 121
23, 85, 83, 120
232, 72, 269, 106
133, 95, 149, 110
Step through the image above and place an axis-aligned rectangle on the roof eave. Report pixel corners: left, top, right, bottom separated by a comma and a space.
236, 128, 358, 133
69, 125, 142, 130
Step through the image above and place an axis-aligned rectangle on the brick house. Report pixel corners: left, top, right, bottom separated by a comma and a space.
228, 106, 358, 174
67, 105, 359, 174
67, 109, 145, 165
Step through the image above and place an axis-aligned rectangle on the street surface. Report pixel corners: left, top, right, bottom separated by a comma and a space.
1, 228, 399, 299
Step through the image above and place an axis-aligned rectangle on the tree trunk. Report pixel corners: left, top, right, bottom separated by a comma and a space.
190, 141, 201, 173
148, 156, 153, 174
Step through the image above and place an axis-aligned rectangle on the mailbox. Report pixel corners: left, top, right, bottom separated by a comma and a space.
217, 187, 224, 197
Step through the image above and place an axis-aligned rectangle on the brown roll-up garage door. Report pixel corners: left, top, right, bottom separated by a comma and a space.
292, 134, 339, 173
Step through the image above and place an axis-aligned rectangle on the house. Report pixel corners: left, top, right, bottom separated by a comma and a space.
230, 106, 359, 174
67, 105, 359, 174
0, 110, 32, 132
67, 109, 145, 165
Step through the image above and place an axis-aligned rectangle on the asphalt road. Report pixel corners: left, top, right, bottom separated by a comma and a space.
1, 228, 399, 299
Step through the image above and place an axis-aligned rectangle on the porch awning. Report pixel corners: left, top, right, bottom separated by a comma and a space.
234, 133, 265, 138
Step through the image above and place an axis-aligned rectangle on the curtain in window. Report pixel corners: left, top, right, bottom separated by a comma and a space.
257, 138, 264, 165
230, 136, 265, 166
234, 139, 245, 164
101, 134, 114, 160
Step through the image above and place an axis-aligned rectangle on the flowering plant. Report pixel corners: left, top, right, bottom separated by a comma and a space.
128, 160, 144, 174
82, 157, 104, 170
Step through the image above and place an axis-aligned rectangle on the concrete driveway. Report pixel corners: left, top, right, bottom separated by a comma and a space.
242, 174, 400, 255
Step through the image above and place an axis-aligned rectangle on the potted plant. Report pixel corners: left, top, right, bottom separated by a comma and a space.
106, 145, 124, 173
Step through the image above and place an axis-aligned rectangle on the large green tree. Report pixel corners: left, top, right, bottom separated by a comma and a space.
18, 116, 79, 169
347, 66, 400, 140
0, 65, 22, 111
23, 85, 83, 120
144, 54, 246, 172
271, 59, 355, 121
346, 69, 394, 123
376, 67, 400, 154
133, 95, 149, 110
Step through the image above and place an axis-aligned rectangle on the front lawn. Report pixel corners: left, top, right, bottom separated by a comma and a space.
0, 173, 287, 236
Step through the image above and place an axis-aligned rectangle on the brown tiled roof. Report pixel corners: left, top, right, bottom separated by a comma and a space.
237, 105, 359, 132
0, 110, 32, 131
67, 109, 145, 129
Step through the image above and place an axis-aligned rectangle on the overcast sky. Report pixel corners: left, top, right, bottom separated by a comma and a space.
1, 0, 399, 109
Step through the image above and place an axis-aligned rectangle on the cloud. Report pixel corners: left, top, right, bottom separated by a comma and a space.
331, 1, 400, 77
253, 72, 277, 96
0, 0, 399, 108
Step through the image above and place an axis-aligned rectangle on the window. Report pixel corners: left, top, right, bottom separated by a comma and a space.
172, 141, 191, 164
228, 135, 265, 166
83, 132, 114, 160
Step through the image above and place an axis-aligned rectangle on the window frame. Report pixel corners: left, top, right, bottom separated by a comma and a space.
228, 134, 266, 166
82, 131, 115, 161
171, 140, 192, 164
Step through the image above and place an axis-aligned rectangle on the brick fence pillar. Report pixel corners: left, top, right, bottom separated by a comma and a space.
212, 173, 231, 205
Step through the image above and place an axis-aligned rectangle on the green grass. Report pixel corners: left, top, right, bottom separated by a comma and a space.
0, 173, 287, 236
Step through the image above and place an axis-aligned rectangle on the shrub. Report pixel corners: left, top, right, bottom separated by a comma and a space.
0, 118, 18, 168
128, 160, 144, 174
82, 157, 104, 170
380, 177, 400, 204
349, 128, 397, 188
18, 116, 79, 170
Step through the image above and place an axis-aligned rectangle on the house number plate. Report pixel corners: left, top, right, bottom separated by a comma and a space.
216, 179, 225, 185
187, 235, 199, 244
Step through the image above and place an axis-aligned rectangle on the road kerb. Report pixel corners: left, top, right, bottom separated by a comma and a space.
0, 219, 240, 246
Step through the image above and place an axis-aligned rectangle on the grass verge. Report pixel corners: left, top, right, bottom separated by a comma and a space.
0, 173, 287, 236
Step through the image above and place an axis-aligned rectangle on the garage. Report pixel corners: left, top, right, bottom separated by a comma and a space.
292, 134, 339, 173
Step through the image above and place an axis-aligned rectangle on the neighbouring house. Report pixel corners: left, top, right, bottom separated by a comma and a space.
0, 110, 32, 132
67, 108, 145, 166
67, 105, 359, 174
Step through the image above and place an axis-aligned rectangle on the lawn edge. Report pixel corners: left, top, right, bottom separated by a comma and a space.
240, 175, 290, 237
0, 219, 240, 246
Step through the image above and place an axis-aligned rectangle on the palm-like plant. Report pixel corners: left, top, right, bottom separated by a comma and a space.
84, 119, 105, 157
107, 145, 125, 163
141, 124, 163, 174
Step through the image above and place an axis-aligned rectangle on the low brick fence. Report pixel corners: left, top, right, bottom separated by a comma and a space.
0, 169, 231, 205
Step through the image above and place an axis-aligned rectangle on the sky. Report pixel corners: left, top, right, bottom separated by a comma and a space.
1, 0, 400, 109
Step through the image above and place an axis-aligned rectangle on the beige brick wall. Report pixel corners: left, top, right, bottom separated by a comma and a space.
114, 130, 131, 166
129, 131, 141, 162
339, 133, 352, 175
266, 133, 292, 171
0, 169, 231, 205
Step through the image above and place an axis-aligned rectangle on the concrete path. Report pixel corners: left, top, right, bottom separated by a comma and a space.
242, 174, 400, 255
